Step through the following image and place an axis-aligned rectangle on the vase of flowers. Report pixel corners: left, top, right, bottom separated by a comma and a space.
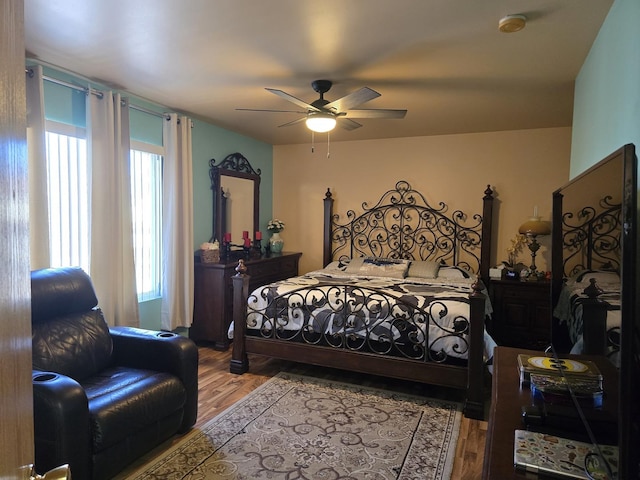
267, 219, 285, 253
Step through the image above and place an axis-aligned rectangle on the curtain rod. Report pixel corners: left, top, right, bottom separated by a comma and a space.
25, 67, 170, 120
126, 103, 171, 120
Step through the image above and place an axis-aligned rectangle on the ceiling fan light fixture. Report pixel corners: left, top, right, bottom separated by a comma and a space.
498, 14, 527, 33
306, 112, 337, 132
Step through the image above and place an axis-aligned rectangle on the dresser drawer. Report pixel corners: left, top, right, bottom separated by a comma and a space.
489, 279, 551, 350
247, 256, 299, 285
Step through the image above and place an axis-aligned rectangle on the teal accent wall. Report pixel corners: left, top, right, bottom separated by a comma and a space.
191, 119, 273, 249
32, 63, 273, 330
571, 0, 640, 176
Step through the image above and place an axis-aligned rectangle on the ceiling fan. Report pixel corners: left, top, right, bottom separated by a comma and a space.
237, 80, 407, 133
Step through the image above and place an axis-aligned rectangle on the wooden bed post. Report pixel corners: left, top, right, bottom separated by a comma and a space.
230, 260, 250, 374
580, 280, 611, 355
551, 190, 564, 307
480, 185, 494, 286
464, 281, 486, 420
323, 188, 333, 267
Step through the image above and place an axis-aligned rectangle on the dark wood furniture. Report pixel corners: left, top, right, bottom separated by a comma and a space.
231, 181, 495, 419
210, 152, 261, 247
550, 144, 639, 478
190, 252, 301, 350
489, 279, 551, 350
482, 346, 619, 480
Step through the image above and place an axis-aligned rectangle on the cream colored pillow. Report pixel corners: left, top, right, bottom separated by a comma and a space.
407, 260, 441, 279
346, 256, 409, 279
437, 265, 472, 279
342, 257, 365, 272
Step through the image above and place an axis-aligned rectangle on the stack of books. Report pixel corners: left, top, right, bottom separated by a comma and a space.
518, 354, 604, 408
529, 373, 604, 408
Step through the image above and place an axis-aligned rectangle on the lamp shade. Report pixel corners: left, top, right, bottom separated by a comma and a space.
518, 216, 551, 236
305, 112, 337, 133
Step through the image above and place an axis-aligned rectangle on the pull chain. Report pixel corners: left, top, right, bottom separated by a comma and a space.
327, 132, 331, 158
311, 131, 315, 153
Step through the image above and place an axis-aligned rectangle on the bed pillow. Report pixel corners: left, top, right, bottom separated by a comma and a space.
345, 256, 409, 279
341, 256, 365, 270
321, 260, 345, 272
573, 269, 620, 284
437, 265, 472, 279
407, 260, 441, 279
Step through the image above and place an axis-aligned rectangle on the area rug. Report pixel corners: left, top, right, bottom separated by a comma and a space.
120, 372, 462, 480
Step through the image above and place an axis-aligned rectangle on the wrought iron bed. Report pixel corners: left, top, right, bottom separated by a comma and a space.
230, 181, 495, 419
551, 193, 622, 359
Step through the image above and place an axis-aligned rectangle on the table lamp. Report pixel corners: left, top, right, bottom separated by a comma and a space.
518, 209, 551, 273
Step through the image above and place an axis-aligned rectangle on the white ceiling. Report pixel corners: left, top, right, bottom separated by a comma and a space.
24, 0, 613, 146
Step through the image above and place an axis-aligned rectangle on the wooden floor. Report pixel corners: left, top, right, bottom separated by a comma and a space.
195, 345, 488, 479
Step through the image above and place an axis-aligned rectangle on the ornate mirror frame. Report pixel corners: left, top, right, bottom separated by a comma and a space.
210, 152, 261, 244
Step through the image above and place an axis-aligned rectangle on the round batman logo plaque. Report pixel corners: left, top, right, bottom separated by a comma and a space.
526, 356, 590, 373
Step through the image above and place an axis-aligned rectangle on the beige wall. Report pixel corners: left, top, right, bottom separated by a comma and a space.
273, 127, 571, 275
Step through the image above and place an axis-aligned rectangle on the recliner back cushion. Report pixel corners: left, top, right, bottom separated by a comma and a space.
31, 267, 99, 323
32, 309, 113, 381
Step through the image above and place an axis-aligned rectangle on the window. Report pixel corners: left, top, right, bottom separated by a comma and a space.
45, 122, 164, 302
45, 123, 90, 273
130, 142, 164, 301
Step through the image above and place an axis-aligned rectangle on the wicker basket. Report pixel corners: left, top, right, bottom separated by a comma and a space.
200, 249, 220, 263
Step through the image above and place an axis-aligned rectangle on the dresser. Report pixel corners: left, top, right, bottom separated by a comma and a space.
489, 279, 551, 350
190, 251, 302, 349
482, 347, 618, 479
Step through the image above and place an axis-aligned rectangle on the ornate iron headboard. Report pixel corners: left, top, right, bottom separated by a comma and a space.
561, 196, 622, 277
323, 180, 494, 283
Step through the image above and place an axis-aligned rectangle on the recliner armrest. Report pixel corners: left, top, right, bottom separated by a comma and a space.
109, 327, 199, 431
32, 371, 91, 479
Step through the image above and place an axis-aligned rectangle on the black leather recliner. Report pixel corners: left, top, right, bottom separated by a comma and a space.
31, 267, 198, 480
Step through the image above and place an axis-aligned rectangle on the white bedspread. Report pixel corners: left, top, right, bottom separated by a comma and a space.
229, 267, 496, 363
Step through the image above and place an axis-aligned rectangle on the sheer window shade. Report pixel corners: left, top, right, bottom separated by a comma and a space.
130, 144, 163, 301
45, 125, 163, 303
45, 127, 90, 273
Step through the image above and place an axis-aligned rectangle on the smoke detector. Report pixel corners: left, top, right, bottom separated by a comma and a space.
499, 14, 527, 33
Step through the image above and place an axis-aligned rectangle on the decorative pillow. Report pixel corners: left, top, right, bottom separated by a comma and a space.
321, 260, 344, 272
342, 257, 365, 271
346, 256, 409, 279
407, 260, 441, 279
573, 269, 620, 284
437, 265, 471, 279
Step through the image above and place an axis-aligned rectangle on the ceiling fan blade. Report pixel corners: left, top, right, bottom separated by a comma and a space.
237, 108, 306, 114
277, 117, 307, 128
236, 108, 307, 114
342, 109, 407, 119
325, 87, 381, 112
266, 88, 320, 112
337, 118, 363, 131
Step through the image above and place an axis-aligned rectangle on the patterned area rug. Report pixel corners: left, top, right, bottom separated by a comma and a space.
120, 372, 462, 480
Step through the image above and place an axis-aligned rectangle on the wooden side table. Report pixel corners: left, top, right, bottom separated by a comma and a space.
489, 279, 551, 350
190, 252, 301, 349
482, 346, 619, 479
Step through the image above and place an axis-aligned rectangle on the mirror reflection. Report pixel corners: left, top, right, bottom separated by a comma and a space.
221, 176, 255, 243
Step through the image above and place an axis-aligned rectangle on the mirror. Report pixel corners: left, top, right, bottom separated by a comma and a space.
550, 144, 638, 478
210, 152, 261, 246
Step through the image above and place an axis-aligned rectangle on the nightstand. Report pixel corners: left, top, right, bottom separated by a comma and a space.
488, 279, 551, 350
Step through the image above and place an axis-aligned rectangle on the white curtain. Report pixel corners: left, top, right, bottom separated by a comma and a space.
26, 65, 51, 270
87, 92, 140, 327
161, 114, 194, 330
